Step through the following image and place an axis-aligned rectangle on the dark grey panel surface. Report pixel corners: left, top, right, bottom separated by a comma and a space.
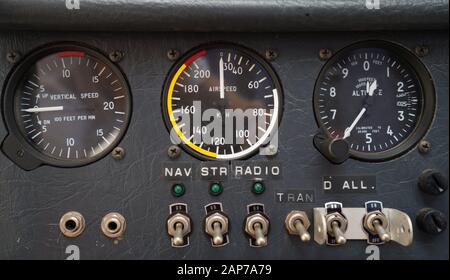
0, 0, 448, 32
0, 31, 448, 259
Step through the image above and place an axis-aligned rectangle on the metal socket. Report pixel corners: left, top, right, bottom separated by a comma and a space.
59, 211, 85, 238
101, 212, 126, 239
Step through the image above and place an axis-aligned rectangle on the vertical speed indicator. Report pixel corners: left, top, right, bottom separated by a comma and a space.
1, 43, 131, 170
162, 44, 283, 161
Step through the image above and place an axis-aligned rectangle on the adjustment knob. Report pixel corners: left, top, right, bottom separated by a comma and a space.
313, 128, 349, 164
418, 169, 448, 195
416, 208, 448, 234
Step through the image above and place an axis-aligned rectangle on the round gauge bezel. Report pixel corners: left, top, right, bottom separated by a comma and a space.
161, 42, 284, 161
313, 40, 436, 162
1, 42, 132, 168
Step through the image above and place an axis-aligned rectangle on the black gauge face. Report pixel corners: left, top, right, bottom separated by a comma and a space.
3, 44, 131, 168
163, 44, 282, 160
314, 41, 435, 161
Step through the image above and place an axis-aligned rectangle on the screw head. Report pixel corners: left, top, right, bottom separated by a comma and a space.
415, 46, 429, 57
167, 145, 181, 159
6, 51, 21, 64
111, 147, 125, 160
265, 49, 278, 61
319, 48, 332, 61
266, 144, 278, 156
16, 150, 24, 158
109, 50, 124, 63
167, 49, 180, 61
418, 140, 431, 154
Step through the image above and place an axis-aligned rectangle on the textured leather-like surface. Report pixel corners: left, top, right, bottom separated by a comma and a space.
0, 0, 448, 32
0, 31, 448, 259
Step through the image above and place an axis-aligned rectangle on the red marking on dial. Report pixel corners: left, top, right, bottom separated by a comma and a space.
184, 50, 207, 66
57, 51, 86, 57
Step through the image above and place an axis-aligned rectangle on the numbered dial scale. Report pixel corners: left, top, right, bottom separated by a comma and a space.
162, 44, 283, 160
1, 43, 131, 169
314, 41, 435, 161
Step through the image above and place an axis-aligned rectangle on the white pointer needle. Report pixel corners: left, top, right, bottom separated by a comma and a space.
21, 106, 64, 113
219, 57, 225, 99
343, 108, 366, 139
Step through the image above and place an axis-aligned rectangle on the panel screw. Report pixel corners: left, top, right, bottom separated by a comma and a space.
415, 46, 429, 57
266, 144, 277, 156
109, 50, 124, 63
16, 150, 24, 158
112, 147, 125, 160
265, 49, 278, 61
418, 140, 431, 154
167, 49, 180, 61
168, 145, 181, 159
6, 51, 21, 64
319, 48, 332, 61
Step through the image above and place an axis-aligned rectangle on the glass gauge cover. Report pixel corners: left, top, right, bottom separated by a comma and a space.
162, 43, 283, 161
1, 43, 131, 169
314, 41, 435, 161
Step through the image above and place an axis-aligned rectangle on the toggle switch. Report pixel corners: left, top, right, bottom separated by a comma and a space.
167, 213, 191, 246
167, 203, 192, 247
244, 204, 270, 247
314, 202, 413, 246
285, 211, 311, 242
250, 218, 267, 246
364, 211, 391, 242
325, 213, 348, 245
205, 212, 229, 246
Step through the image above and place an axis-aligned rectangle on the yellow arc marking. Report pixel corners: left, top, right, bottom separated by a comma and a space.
167, 64, 217, 158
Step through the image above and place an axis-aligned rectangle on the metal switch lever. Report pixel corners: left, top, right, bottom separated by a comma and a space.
373, 219, 391, 242
245, 213, 269, 247
331, 221, 347, 245
364, 211, 391, 242
253, 222, 267, 246
294, 220, 311, 242
173, 222, 185, 246
205, 212, 229, 246
212, 222, 224, 245
285, 211, 311, 242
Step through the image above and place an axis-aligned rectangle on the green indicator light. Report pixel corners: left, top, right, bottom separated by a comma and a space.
210, 182, 223, 196
252, 181, 265, 194
171, 183, 185, 197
